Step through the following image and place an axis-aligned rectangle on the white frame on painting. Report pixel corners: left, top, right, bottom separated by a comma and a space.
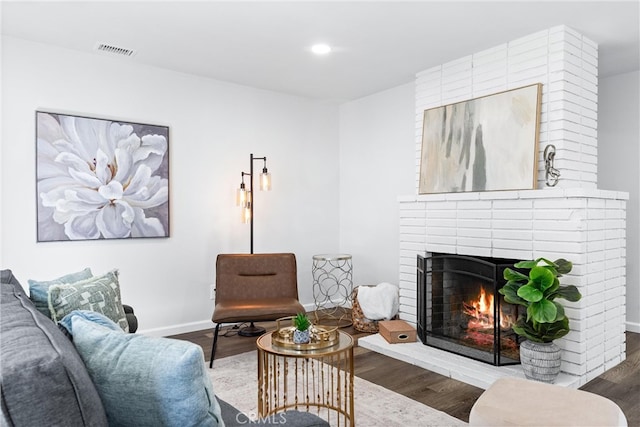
35, 111, 170, 242
419, 83, 542, 194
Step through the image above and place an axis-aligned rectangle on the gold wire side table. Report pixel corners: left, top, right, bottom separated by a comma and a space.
257, 330, 355, 427
312, 254, 353, 327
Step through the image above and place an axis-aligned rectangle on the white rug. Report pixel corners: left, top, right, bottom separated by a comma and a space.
208, 351, 466, 427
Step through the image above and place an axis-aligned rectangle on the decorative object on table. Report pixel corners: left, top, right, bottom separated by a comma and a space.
419, 83, 542, 194
499, 258, 582, 383
272, 316, 339, 350
292, 313, 311, 344
312, 254, 353, 327
235, 153, 271, 254
378, 320, 417, 344
544, 144, 561, 187
35, 111, 169, 242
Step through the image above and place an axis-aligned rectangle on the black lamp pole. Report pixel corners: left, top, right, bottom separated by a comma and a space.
243, 153, 267, 254
237, 153, 269, 338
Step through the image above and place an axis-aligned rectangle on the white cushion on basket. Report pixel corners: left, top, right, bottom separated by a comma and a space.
357, 282, 399, 320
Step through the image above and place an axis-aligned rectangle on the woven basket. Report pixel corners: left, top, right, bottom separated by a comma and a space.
519, 340, 562, 383
351, 286, 381, 333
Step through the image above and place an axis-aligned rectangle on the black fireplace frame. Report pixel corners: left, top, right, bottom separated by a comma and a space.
417, 252, 522, 366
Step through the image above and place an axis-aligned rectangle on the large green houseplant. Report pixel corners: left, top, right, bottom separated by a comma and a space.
499, 258, 582, 382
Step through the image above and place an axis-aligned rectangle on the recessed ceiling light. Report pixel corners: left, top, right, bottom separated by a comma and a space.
311, 44, 332, 55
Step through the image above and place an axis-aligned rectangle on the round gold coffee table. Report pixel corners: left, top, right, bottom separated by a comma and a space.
257, 330, 354, 427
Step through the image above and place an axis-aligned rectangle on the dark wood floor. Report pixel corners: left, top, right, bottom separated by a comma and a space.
170, 320, 640, 425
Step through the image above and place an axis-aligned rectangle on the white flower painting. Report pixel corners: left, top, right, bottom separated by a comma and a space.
36, 112, 170, 241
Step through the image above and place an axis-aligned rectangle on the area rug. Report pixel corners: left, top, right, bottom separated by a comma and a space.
208, 351, 466, 426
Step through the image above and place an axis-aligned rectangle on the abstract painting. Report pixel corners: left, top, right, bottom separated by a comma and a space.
36, 111, 170, 241
419, 83, 542, 194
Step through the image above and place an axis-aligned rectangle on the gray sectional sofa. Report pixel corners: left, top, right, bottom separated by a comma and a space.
1, 269, 109, 426
0, 269, 328, 427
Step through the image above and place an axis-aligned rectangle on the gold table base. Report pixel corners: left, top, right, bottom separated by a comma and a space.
257, 330, 354, 427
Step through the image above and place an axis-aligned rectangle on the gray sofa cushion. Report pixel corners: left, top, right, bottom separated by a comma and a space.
0, 270, 108, 427
217, 397, 330, 427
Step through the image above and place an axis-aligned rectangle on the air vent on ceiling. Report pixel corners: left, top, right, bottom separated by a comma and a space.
94, 42, 136, 57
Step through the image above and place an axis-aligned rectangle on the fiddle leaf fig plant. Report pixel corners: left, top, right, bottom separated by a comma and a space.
499, 258, 582, 343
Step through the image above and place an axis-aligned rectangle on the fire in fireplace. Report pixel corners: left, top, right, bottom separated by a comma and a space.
417, 253, 521, 366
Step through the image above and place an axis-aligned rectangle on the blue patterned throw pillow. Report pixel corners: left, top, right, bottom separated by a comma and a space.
48, 269, 129, 332
60, 311, 223, 427
27, 268, 93, 319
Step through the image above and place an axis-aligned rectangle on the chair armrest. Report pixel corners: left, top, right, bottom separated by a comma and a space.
122, 304, 138, 333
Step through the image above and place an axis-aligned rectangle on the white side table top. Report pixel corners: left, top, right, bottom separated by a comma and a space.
313, 254, 352, 261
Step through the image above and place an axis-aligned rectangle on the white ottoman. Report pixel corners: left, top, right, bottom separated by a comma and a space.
469, 377, 627, 426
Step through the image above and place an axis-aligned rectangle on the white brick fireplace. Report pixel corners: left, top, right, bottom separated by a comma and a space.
359, 26, 628, 389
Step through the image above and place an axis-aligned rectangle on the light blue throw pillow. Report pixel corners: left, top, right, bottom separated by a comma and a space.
59, 309, 122, 333
27, 268, 93, 318
61, 311, 224, 427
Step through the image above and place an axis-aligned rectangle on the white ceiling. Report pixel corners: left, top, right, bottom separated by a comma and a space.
2, 1, 639, 102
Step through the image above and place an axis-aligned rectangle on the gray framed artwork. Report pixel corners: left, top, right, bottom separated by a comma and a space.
419, 83, 542, 194
36, 111, 170, 241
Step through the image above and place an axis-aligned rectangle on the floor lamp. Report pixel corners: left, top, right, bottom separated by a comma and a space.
235, 153, 271, 336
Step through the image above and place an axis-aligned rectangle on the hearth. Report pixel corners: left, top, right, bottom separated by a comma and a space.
417, 253, 521, 366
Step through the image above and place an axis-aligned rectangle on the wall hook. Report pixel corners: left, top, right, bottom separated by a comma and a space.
544, 144, 560, 187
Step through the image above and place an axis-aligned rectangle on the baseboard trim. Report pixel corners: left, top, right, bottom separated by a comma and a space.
138, 320, 213, 337
137, 303, 318, 337
626, 321, 640, 333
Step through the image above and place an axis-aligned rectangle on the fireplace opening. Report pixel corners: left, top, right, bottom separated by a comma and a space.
417, 253, 522, 366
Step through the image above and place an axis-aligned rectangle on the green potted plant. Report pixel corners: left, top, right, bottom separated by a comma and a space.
499, 257, 582, 383
292, 312, 311, 344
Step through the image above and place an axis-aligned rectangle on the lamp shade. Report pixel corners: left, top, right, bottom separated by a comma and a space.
260, 169, 271, 191
242, 202, 251, 223
236, 185, 247, 207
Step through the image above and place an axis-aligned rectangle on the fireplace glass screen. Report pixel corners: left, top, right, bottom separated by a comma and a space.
417, 253, 521, 366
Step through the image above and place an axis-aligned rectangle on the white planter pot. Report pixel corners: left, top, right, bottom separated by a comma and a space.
519, 340, 562, 383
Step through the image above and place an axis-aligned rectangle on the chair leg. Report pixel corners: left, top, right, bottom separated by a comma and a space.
209, 323, 221, 369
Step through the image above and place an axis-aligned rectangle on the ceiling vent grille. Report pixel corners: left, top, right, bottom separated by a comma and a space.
94, 43, 136, 57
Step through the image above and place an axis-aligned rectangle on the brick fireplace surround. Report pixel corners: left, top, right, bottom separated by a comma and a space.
359, 26, 628, 389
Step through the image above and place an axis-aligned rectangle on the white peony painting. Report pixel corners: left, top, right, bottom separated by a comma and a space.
36, 111, 170, 241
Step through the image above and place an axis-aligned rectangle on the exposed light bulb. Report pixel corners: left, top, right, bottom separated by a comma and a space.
242, 202, 251, 224
236, 183, 247, 207
311, 44, 331, 55
260, 169, 271, 191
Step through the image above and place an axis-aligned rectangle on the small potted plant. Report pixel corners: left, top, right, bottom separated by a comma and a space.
499, 258, 582, 383
292, 312, 311, 344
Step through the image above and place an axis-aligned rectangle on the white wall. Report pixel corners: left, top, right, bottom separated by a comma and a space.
0, 36, 340, 335
598, 70, 640, 332
3, 35, 638, 337
338, 83, 416, 286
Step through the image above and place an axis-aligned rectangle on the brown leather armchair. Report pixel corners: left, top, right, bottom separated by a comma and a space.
209, 253, 305, 367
